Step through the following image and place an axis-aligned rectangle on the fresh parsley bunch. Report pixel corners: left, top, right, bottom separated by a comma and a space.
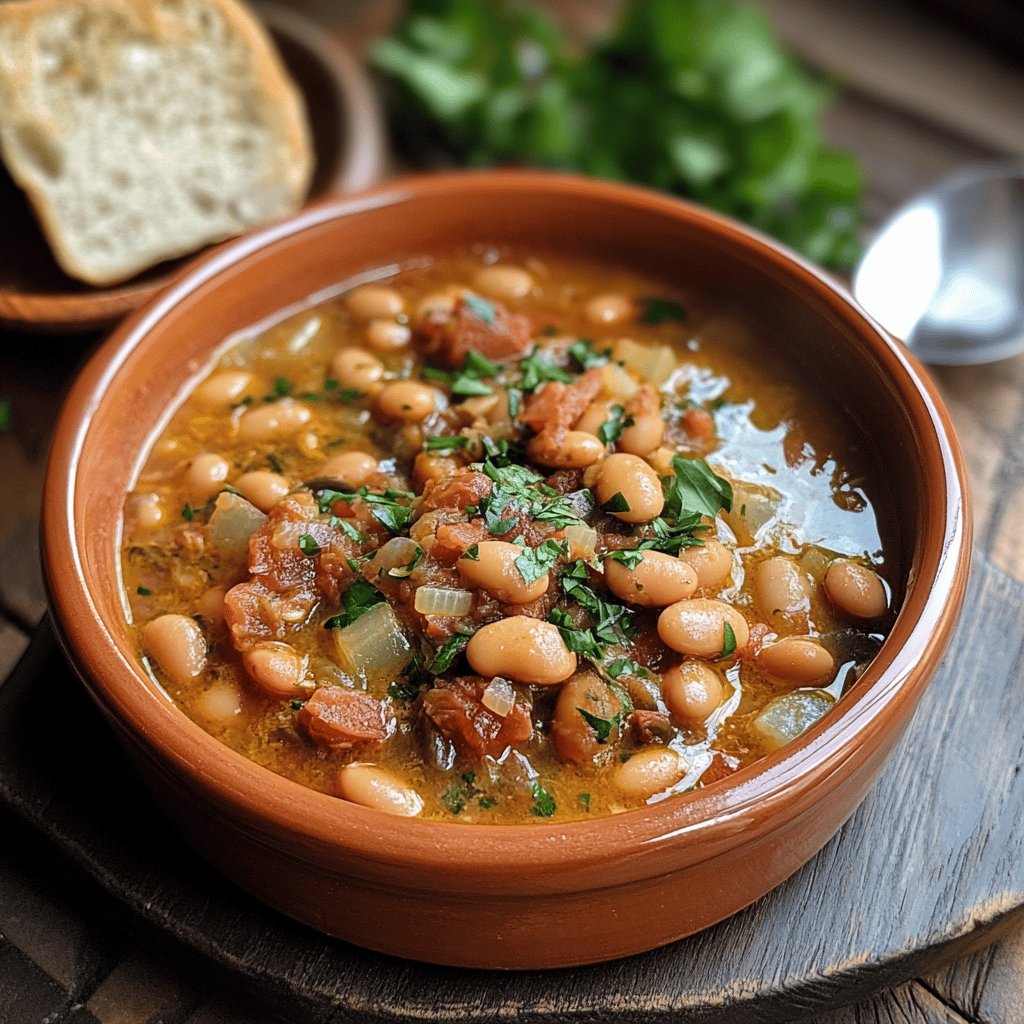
371, 0, 863, 269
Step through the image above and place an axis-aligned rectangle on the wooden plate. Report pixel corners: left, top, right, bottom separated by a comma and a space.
0, 2, 386, 335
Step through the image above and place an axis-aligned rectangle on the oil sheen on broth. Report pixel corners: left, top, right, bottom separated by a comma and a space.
121, 250, 894, 823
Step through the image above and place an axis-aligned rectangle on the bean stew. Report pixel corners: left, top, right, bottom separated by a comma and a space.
121, 250, 895, 823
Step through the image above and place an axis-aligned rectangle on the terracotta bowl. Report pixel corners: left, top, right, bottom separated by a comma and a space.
42, 171, 972, 969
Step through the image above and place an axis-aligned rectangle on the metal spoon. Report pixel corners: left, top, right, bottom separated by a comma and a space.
852, 163, 1024, 365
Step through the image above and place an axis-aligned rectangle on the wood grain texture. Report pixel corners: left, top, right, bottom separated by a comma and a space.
0, 553, 1019, 1023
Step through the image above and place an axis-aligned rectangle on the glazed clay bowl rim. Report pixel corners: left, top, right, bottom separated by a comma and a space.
43, 170, 971, 890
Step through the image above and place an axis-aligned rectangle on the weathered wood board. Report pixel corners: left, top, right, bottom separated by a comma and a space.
0, 552, 1020, 1023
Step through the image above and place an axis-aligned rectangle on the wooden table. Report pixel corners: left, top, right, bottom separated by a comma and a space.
2, 1, 1023, 1020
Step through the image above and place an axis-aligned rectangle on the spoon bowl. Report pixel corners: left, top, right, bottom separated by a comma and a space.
853, 163, 1024, 365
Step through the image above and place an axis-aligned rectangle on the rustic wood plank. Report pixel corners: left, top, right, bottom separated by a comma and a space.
0, 554, 1019, 1023
0, 619, 28, 680
813, 980, 970, 1023
760, 0, 1024, 156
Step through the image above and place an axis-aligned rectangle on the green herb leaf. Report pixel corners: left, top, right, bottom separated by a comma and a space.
506, 386, 522, 419
597, 404, 634, 445
638, 297, 687, 325
136, 586, 152, 596
578, 792, 591, 811
460, 544, 480, 561
568, 339, 608, 370
271, 376, 293, 398
335, 519, 366, 543
428, 633, 472, 674
181, 503, 196, 522
298, 534, 322, 557
663, 456, 733, 518
530, 781, 557, 818
462, 293, 497, 325
464, 349, 501, 377
721, 620, 737, 659
317, 486, 414, 534
479, 795, 498, 809
387, 544, 422, 578
324, 580, 385, 629
425, 435, 470, 452
578, 707, 618, 743
514, 538, 566, 584
600, 492, 631, 514
519, 348, 573, 391
388, 680, 422, 700
267, 453, 284, 474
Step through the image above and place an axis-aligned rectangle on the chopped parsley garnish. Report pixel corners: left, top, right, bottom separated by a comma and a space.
442, 781, 469, 815
461, 544, 480, 561
324, 580, 384, 629
289, 698, 305, 711
135, 586, 152, 596
462, 292, 497, 325
606, 657, 650, 679
428, 633, 472, 674
721, 621, 737, 659
425, 435, 470, 452
506, 386, 521, 419
518, 348, 573, 391
568, 338, 609, 370
577, 707, 620, 744
271, 376, 293, 398
463, 350, 501, 377
317, 486, 415, 533
478, 796, 498, 810
473, 438, 582, 536
298, 534, 322, 556
267, 453, 284, 474
663, 456, 733, 519
388, 680, 422, 701
181, 503, 196, 522
530, 781, 556, 818
600, 492, 631, 514
514, 538, 566, 584
550, 561, 637, 667
425, 349, 501, 397
597, 404, 634, 445
335, 519, 366, 543
577, 792, 591, 812
442, 769, 483, 815
638, 297, 687, 325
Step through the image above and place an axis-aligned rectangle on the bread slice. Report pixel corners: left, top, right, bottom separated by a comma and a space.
0, 0, 313, 285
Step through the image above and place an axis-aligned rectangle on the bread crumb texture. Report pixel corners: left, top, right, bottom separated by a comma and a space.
0, 0, 313, 285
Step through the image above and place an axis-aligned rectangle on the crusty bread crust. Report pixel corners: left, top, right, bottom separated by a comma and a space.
0, 0, 314, 285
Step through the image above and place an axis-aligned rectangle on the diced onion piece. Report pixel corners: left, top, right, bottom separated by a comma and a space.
481, 677, 516, 717
413, 586, 474, 617
723, 482, 781, 546
598, 361, 640, 401
564, 523, 598, 561
332, 603, 412, 684
750, 690, 834, 753
372, 537, 421, 578
612, 338, 676, 386
208, 492, 267, 560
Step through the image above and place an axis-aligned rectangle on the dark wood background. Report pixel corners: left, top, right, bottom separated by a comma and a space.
2, 0, 1024, 1021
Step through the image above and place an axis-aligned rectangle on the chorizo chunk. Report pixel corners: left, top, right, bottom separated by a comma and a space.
421, 296, 532, 368
419, 470, 492, 515
422, 676, 532, 760
520, 369, 603, 433
297, 688, 389, 750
